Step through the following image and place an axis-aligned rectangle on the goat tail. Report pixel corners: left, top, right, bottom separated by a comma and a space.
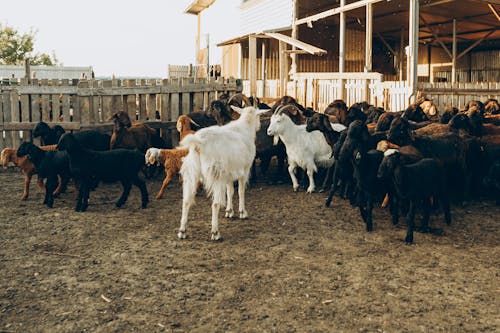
180, 139, 202, 206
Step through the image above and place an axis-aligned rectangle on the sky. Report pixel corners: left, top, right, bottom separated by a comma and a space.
1, 0, 239, 78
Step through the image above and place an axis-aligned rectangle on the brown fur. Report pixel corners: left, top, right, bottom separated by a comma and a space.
109, 111, 155, 152
176, 115, 197, 141
148, 148, 189, 199
1, 145, 60, 200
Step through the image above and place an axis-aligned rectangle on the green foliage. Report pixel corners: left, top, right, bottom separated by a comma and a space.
0, 22, 59, 66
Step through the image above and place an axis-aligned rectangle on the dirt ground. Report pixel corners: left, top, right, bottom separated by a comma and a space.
0, 167, 498, 333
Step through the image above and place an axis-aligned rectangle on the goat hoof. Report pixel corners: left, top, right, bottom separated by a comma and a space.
306, 187, 315, 193
404, 236, 414, 244
366, 224, 373, 232
177, 231, 186, 239
239, 210, 248, 219
225, 209, 234, 218
115, 202, 124, 208
210, 232, 223, 241
293, 187, 299, 192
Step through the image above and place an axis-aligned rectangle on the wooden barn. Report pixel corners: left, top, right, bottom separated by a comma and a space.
191, 0, 500, 111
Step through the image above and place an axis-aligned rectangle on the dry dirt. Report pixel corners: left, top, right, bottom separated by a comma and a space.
0, 167, 499, 333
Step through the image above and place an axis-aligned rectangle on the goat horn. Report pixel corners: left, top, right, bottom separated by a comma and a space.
228, 93, 251, 107
278, 104, 299, 115
189, 118, 200, 127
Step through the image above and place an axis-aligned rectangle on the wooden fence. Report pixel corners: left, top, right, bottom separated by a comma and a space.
0, 77, 238, 150
418, 82, 500, 112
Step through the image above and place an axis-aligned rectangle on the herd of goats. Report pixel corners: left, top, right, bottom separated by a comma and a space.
1, 92, 500, 243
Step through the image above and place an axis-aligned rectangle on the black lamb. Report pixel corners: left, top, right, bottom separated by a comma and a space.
57, 133, 149, 212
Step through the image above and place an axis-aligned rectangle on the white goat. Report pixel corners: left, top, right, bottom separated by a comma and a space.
178, 106, 268, 241
267, 110, 334, 193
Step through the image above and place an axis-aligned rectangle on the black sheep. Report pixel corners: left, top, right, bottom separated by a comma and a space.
377, 150, 451, 244
57, 133, 149, 212
17, 142, 71, 208
33, 121, 66, 145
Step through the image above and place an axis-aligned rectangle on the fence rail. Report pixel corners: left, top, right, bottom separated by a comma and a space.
0, 77, 238, 150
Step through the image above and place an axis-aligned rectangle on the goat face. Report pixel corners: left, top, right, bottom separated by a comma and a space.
420, 100, 437, 117
231, 106, 267, 132
267, 114, 287, 136
1, 148, 14, 169
306, 113, 329, 133
110, 111, 132, 128
377, 149, 400, 180
387, 117, 412, 146
33, 121, 50, 138
145, 148, 160, 166
449, 114, 473, 134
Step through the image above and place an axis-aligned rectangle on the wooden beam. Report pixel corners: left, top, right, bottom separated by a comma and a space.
376, 32, 396, 56
421, 0, 455, 7
488, 3, 500, 21
420, 14, 452, 59
457, 29, 497, 59
295, 0, 385, 26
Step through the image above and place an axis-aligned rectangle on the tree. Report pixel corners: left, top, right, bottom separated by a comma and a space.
0, 22, 59, 66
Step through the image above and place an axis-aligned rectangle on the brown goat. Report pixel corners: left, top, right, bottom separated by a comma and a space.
1, 145, 61, 200
109, 111, 156, 152
176, 115, 198, 140
145, 147, 188, 199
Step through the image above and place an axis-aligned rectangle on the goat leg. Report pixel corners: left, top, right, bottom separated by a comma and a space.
365, 195, 374, 232
116, 180, 132, 208
156, 171, 173, 199
225, 183, 235, 218
22, 174, 32, 201
405, 200, 416, 244
419, 198, 431, 233
133, 177, 149, 209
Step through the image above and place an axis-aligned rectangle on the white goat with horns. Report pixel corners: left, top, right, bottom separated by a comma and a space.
267, 105, 335, 193
178, 105, 269, 241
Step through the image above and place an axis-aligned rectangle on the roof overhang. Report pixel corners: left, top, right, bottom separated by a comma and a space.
184, 0, 216, 15
217, 32, 327, 56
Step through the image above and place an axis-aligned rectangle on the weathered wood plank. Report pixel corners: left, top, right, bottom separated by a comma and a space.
139, 94, 147, 121
3, 91, 13, 147
61, 94, 70, 122
147, 94, 157, 121
181, 92, 191, 115
2, 122, 82, 131
20, 94, 31, 142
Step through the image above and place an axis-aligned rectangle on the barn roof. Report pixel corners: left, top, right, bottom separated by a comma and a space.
298, 0, 500, 44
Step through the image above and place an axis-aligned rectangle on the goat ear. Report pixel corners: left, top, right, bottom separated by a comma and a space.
230, 105, 243, 114
256, 109, 269, 116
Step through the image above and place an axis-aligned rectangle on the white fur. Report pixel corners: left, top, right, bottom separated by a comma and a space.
145, 147, 161, 165
384, 148, 399, 157
267, 113, 334, 193
177, 106, 267, 240
330, 123, 347, 132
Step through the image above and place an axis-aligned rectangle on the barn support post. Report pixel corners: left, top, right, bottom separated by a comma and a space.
249, 35, 257, 98
399, 29, 405, 81
339, 0, 346, 100
408, 0, 419, 103
290, 0, 298, 76
261, 40, 266, 98
365, 3, 373, 73
279, 41, 287, 96
452, 18, 457, 83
